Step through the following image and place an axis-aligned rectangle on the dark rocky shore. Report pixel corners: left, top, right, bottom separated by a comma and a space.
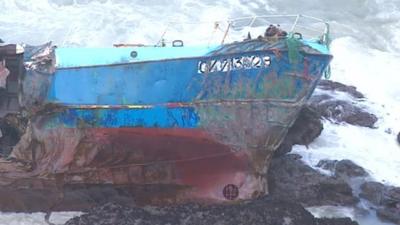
268, 154, 359, 207
65, 200, 358, 225
360, 182, 400, 224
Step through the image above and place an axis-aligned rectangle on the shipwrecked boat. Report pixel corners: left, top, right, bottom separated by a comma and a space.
0, 15, 332, 211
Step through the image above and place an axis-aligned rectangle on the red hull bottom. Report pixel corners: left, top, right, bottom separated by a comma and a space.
1, 127, 266, 211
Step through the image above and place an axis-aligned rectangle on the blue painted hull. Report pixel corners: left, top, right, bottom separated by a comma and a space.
45, 47, 331, 129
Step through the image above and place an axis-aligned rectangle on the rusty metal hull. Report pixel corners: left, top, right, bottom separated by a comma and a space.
0, 101, 315, 211
1, 127, 253, 211
0, 40, 332, 211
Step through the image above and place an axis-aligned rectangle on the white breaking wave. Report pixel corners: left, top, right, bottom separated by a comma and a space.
0, 212, 81, 225
0, 0, 252, 46
1, 0, 400, 224
293, 36, 400, 187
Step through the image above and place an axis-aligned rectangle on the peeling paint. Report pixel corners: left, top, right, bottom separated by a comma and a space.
0, 39, 332, 211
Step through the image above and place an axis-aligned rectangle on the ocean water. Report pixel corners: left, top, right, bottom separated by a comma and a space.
0, 0, 400, 224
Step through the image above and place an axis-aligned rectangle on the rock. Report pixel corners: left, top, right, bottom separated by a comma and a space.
385, 128, 393, 134
309, 97, 378, 128
334, 160, 368, 178
275, 106, 323, 157
316, 159, 338, 172
317, 160, 368, 178
64, 201, 316, 225
377, 208, 400, 224
341, 110, 378, 128
316, 217, 359, 225
359, 182, 386, 205
317, 80, 364, 99
326, 159, 368, 177
268, 154, 358, 206
272, 81, 376, 157
379, 186, 400, 207
308, 80, 378, 128
65, 201, 359, 225
360, 182, 400, 224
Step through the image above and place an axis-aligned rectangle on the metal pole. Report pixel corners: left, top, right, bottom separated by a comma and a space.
249, 16, 256, 27
290, 14, 301, 32
221, 22, 231, 45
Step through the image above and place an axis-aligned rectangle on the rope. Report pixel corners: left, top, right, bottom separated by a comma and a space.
286, 32, 303, 64
324, 65, 332, 79
322, 24, 332, 79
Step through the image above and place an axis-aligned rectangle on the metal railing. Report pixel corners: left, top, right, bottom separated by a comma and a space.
225, 14, 330, 44
156, 14, 330, 47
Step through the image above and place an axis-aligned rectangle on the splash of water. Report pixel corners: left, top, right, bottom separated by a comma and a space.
0, 0, 399, 224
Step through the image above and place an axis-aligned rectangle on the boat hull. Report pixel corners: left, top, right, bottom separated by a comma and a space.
1, 41, 332, 211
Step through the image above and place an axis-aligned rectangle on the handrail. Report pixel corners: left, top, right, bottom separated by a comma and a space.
224, 14, 329, 45
156, 14, 330, 47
